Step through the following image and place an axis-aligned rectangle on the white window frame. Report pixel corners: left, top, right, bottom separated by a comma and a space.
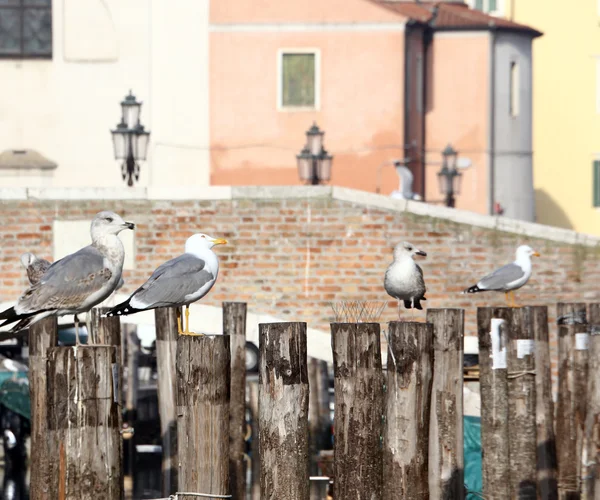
277, 48, 321, 112
466, 0, 504, 17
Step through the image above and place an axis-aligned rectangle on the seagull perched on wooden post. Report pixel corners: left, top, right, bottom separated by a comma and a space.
464, 244, 540, 307
384, 241, 427, 319
0, 211, 135, 344
106, 233, 227, 335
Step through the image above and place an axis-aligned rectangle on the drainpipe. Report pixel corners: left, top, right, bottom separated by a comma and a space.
488, 31, 496, 216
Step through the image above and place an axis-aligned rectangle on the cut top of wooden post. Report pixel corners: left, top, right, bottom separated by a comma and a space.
259, 322, 308, 385
557, 302, 587, 325
426, 309, 465, 351
29, 315, 58, 356
91, 307, 121, 346
223, 302, 247, 336
330, 323, 381, 378
155, 307, 180, 342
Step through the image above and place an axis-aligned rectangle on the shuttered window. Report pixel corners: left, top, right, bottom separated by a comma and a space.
594, 160, 600, 207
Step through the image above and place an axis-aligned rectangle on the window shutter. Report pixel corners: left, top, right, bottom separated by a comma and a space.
594, 160, 600, 207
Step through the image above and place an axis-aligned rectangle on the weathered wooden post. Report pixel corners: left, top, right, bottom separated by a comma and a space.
583, 304, 600, 498
224, 302, 247, 500
426, 309, 465, 500
29, 316, 58, 500
556, 302, 588, 499
259, 322, 309, 500
477, 307, 511, 500
124, 324, 140, 491
155, 307, 179, 496
177, 335, 230, 500
331, 322, 383, 500
507, 308, 537, 499
248, 379, 260, 500
46, 346, 122, 499
531, 305, 558, 499
90, 307, 121, 347
309, 358, 331, 500
383, 321, 433, 500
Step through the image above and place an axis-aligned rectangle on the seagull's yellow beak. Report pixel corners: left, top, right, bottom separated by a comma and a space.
212, 238, 228, 246
533, 251, 540, 257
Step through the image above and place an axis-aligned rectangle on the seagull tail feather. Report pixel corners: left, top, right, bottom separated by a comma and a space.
0, 307, 26, 327
464, 284, 482, 294
106, 298, 143, 317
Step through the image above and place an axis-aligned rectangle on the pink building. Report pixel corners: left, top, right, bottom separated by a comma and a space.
209, 1, 541, 220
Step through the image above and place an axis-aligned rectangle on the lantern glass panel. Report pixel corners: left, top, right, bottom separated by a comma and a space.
297, 154, 312, 182
318, 154, 332, 182
133, 130, 150, 161
111, 128, 128, 160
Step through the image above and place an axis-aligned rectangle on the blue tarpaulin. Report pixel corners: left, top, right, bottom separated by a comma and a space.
464, 415, 483, 499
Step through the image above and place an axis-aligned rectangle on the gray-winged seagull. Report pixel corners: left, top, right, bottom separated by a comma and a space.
464, 244, 540, 307
20, 252, 51, 285
106, 233, 227, 335
384, 241, 427, 318
0, 211, 135, 343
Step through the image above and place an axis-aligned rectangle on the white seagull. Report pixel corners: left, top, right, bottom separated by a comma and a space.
384, 241, 427, 318
106, 233, 227, 335
464, 244, 540, 307
0, 211, 135, 344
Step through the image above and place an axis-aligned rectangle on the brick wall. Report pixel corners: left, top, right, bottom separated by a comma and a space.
1, 187, 600, 379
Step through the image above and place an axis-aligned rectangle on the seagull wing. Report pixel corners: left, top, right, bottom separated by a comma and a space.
476, 262, 525, 291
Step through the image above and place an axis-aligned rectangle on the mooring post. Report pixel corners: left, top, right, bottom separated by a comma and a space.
507, 308, 537, 499
331, 322, 383, 500
309, 358, 331, 500
530, 306, 558, 499
556, 302, 588, 499
426, 308, 465, 500
248, 379, 260, 500
383, 321, 433, 500
223, 302, 248, 500
259, 322, 309, 500
46, 346, 122, 499
124, 324, 140, 492
29, 316, 58, 500
583, 303, 600, 498
177, 335, 230, 500
155, 307, 179, 496
477, 307, 511, 500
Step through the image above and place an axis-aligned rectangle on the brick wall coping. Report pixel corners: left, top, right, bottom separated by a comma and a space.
1, 185, 597, 247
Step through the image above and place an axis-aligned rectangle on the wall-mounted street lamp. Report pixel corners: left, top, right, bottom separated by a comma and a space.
437, 144, 463, 208
111, 90, 150, 187
296, 123, 333, 185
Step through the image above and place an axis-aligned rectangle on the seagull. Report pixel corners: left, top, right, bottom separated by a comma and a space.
0, 211, 135, 344
464, 244, 540, 307
106, 233, 227, 335
384, 241, 427, 319
19, 253, 51, 285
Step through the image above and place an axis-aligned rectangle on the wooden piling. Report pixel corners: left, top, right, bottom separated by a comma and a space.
426, 309, 465, 500
309, 358, 330, 472
383, 321, 433, 500
224, 302, 248, 500
507, 308, 537, 499
248, 379, 260, 500
46, 346, 122, 499
556, 302, 588, 499
177, 335, 230, 500
90, 307, 121, 346
124, 325, 140, 488
29, 316, 58, 500
331, 322, 383, 500
583, 304, 600, 498
155, 307, 179, 496
531, 306, 558, 499
477, 307, 511, 500
259, 322, 309, 500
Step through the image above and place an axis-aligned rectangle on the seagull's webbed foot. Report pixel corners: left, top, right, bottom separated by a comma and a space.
179, 305, 205, 336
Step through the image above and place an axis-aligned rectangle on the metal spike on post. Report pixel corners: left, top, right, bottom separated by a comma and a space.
383, 321, 433, 500
583, 304, 600, 498
29, 316, 58, 500
556, 303, 588, 499
477, 307, 511, 500
155, 307, 180, 496
507, 308, 537, 499
530, 306, 558, 499
46, 346, 123, 499
177, 335, 231, 500
426, 309, 465, 500
259, 322, 309, 500
223, 302, 247, 500
331, 322, 383, 500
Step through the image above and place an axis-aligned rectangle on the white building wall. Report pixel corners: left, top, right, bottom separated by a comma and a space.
0, 0, 210, 189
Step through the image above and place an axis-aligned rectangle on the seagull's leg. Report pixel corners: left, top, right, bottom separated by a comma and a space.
74, 314, 81, 346
185, 305, 190, 334
176, 308, 183, 335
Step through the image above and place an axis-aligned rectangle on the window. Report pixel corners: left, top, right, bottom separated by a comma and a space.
594, 160, 600, 207
0, 0, 52, 58
469, 0, 501, 15
510, 61, 519, 117
278, 50, 320, 110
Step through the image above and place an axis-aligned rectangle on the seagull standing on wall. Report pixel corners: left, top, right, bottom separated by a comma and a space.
384, 241, 427, 319
464, 244, 540, 307
0, 211, 135, 343
106, 233, 227, 335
